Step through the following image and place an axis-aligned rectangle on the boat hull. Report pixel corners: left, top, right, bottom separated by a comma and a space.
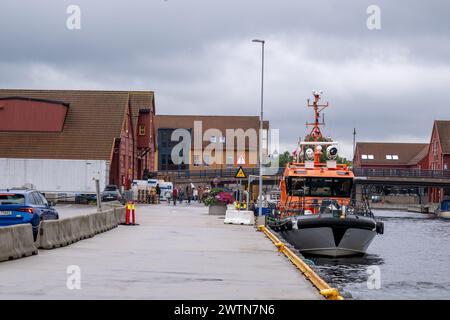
271, 214, 380, 257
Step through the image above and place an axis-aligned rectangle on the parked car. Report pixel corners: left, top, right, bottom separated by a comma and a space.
0, 189, 59, 240
101, 185, 124, 203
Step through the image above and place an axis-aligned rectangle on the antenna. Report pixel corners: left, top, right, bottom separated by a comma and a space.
306, 90, 329, 141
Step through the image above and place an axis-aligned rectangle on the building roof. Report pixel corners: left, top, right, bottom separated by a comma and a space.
435, 120, 450, 154
0, 89, 154, 160
155, 115, 269, 129
355, 142, 429, 166
154, 115, 269, 150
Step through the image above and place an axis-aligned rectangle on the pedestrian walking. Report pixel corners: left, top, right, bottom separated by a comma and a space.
155, 183, 161, 204
172, 186, 178, 206
179, 190, 184, 204
193, 188, 198, 202
186, 185, 191, 204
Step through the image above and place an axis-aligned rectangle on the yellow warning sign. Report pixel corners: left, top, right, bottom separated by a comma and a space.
235, 166, 247, 179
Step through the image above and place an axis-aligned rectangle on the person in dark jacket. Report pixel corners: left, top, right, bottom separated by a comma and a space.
186, 185, 191, 204
155, 184, 161, 204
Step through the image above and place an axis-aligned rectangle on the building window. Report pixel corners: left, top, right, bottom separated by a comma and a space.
220, 136, 226, 144
193, 155, 201, 167
210, 136, 217, 143
361, 155, 368, 160
226, 155, 233, 168
204, 155, 210, 167
139, 125, 145, 136
386, 155, 399, 160
368, 155, 374, 160
445, 163, 448, 170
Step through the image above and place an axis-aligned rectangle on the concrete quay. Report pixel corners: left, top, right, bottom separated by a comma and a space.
0, 203, 321, 300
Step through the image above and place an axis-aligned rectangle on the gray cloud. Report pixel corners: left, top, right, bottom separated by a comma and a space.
1, 0, 449, 158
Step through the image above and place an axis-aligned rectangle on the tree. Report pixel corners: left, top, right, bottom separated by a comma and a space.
278, 151, 293, 168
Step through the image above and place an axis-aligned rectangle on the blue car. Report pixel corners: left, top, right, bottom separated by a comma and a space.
0, 189, 59, 240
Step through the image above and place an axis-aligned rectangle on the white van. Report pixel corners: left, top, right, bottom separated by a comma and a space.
158, 182, 173, 201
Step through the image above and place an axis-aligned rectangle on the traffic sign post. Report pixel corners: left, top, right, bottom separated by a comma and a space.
238, 179, 242, 212
235, 166, 247, 179
235, 167, 247, 212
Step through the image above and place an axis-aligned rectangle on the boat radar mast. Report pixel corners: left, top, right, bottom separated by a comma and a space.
306, 90, 329, 142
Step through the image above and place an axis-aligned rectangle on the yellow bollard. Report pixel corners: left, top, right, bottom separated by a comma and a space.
258, 224, 344, 300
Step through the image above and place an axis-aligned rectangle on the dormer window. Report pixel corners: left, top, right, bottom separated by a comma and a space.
386, 155, 399, 160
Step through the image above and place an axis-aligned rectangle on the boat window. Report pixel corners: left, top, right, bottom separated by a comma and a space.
286, 177, 352, 197
286, 177, 305, 196
306, 178, 333, 197
332, 178, 353, 197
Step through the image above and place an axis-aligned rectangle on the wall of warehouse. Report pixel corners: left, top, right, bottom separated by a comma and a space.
0, 158, 109, 193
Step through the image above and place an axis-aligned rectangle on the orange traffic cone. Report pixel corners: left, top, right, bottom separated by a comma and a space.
125, 202, 131, 225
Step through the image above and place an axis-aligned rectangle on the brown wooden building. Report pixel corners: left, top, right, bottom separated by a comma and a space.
154, 115, 269, 172
353, 142, 429, 169
0, 89, 156, 190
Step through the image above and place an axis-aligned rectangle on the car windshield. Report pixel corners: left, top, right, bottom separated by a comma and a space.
0, 194, 25, 205
104, 186, 117, 191
286, 177, 353, 198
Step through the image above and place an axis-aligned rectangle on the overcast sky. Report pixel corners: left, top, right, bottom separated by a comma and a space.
1, 0, 449, 158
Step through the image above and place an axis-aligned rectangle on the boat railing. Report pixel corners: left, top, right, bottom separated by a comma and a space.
278, 198, 373, 218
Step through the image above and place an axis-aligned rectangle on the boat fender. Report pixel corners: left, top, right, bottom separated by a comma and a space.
376, 221, 384, 235
286, 220, 293, 230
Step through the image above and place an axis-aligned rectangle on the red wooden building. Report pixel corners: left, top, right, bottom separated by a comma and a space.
353, 120, 450, 203
427, 120, 450, 202
0, 89, 156, 190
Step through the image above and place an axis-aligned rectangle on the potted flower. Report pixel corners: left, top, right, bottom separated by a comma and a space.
203, 188, 234, 215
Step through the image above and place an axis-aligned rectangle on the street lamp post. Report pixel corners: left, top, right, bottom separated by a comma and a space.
252, 39, 265, 217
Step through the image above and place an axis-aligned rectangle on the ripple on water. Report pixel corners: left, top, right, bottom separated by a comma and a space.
302, 210, 450, 299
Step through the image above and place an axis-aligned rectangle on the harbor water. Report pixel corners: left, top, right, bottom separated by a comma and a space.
308, 210, 450, 299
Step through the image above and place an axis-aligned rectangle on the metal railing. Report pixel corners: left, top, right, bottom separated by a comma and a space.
158, 167, 450, 180
353, 168, 450, 179
277, 198, 373, 218
158, 167, 285, 180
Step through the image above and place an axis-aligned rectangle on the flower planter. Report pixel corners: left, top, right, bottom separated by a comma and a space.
208, 204, 227, 215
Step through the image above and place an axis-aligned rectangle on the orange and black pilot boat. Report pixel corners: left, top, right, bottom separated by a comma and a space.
266, 91, 384, 257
